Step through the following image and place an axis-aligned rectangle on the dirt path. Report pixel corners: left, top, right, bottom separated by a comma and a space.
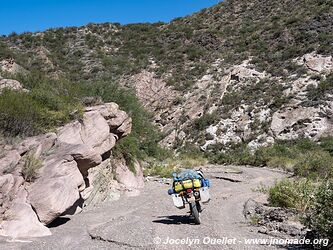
1, 165, 287, 250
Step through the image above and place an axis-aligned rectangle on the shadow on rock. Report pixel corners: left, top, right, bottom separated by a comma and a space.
47, 217, 71, 228
152, 215, 193, 225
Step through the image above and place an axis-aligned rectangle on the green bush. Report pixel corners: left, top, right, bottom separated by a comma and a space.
79, 81, 170, 161
266, 156, 297, 172
0, 69, 168, 163
319, 137, 333, 156
0, 87, 81, 137
306, 73, 333, 106
268, 178, 315, 213
304, 179, 333, 241
269, 179, 333, 242
210, 144, 257, 166
294, 151, 333, 179
192, 113, 219, 131
0, 41, 14, 59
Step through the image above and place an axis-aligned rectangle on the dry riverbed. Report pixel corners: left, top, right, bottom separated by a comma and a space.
1, 165, 290, 250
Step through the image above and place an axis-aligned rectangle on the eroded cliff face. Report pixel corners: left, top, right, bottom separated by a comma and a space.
124, 53, 333, 151
0, 102, 144, 238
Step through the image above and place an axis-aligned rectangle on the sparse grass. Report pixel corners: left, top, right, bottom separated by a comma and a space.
209, 138, 333, 180
249, 214, 260, 226
143, 151, 208, 178
266, 156, 297, 172
22, 153, 43, 182
143, 164, 180, 178
174, 154, 208, 169
192, 113, 219, 131
293, 150, 333, 179
0, 41, 15, 59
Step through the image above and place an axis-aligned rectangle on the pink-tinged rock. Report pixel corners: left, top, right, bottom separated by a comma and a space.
115, 158, 144, 189
0, 101, 134, 236
56, 103, 131, 153
0, 174, 16, 196
69, 144, 102, 177
303, 53, 333, 73
16, 133, 57, 156
0, 202, 51, 238
57, 121, 83, 145
81, 111, 110, 149
88, 102, 120, 119
125, 189, 141, 197
116, 117, 132, 137
94, 134, 117, 156
43, 143, 102, 178
0, 59, 27, 75
49, 160, 85, 189
85, 104, 112, 117
0, 175, 26, 215
108, 110, 128, 129
0, 150, 20, 174
28, 177, 81, 224
28, 159, 84, 225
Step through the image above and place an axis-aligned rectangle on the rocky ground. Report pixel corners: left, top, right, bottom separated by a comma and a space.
0, 165, 306, 250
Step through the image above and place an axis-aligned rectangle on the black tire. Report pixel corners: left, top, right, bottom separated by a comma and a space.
190, 202, 201, 224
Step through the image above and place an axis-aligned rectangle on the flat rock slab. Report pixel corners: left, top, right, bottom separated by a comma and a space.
89, 215, 155, 248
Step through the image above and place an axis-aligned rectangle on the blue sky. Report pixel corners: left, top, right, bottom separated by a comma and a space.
0, 0, 221, 35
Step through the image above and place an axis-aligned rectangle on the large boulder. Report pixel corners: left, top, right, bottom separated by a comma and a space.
27, 143, 99, 224
114, 157, 144, 190
57, 122, 83, 145
69, 143, 102, 177
0, 174, 50, 238
0, 174, 24, 215
58, 103, 132, 155
0, 102, 138, 238
28, 161, 83, 225
0, 202, 51, 238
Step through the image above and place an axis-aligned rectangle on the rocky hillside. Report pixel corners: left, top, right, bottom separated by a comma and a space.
0, 0, 332, 153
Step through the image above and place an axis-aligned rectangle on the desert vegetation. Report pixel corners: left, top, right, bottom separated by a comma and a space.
208, 138, 333, 241
22, 152, 43, 182
0, 71, 168, 163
